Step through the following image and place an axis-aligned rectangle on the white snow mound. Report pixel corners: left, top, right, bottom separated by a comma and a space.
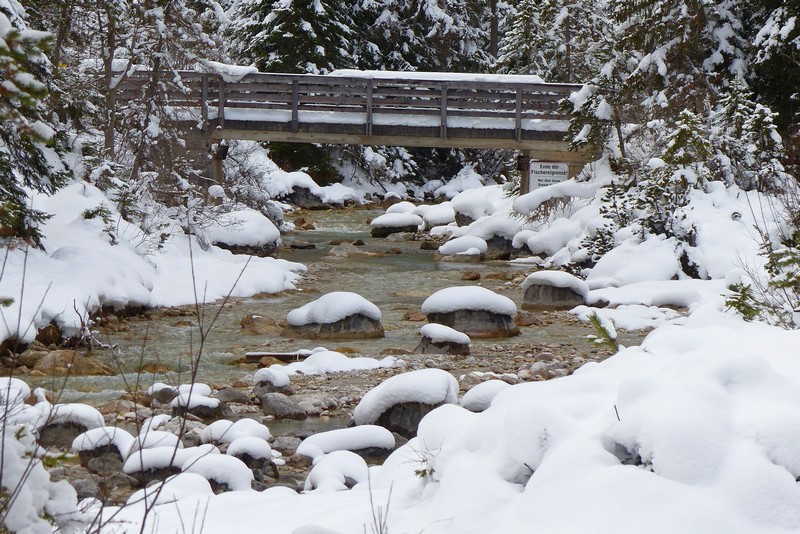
353, 369, 459, 425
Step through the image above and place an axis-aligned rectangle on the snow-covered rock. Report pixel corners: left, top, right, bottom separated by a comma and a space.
353, 369, 459, 438
182, 453, 254, 493
370, 213, 423, 238
438, 235, 488, 256
282, 292, 384, 339
414, 323, 471, 355
421, 286, 520, 338
296, 426, 396, 460
522, 271, 589, 310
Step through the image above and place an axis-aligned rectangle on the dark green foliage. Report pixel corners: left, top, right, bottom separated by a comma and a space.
234, 0, 354, 74
0, 8, 69, 246
724, 283, 761, 321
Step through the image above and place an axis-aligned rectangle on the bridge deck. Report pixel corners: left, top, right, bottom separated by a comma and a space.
120, 70, 590, 163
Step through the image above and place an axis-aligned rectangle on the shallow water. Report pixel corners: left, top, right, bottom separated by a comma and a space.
36, 207, 636, 404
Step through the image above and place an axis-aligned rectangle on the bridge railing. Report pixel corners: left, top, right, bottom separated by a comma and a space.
117, 70, 581, 142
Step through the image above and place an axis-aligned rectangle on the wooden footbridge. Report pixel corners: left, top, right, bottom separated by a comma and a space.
120, 69, 592, 192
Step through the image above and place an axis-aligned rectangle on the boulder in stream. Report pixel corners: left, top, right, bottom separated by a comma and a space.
414, 323, 470, 356
522, 271, 589, 310
421, 286, 520, 338
280, 292, 384, 340
369, 213, 423, 238
259, 392, 307, 420
352, 369, 458, 439
204, 209, 281, 257
32, 350, 115, 376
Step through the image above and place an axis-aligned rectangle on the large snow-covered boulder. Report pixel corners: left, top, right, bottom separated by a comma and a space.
370, 212, 423, 238
170, 390, 232, 420
438, 235, 488, 257
522, 271, 589, 310
451, 185, 508, 226
353, 369, 459, 438
414, 323, 471, 356
281, 292, 384, 339
415, 202, 456, 228
205, 209, 281, 257
296, 425, 396, 461
421, 286, 520, 338
462, 214, 522, 260
35, 403, 106, 449
182, 453, 254, 493
72, 426, 135, 469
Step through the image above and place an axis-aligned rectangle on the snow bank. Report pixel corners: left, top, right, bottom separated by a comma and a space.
434, 166, 486, 199
421, 286, 518, 316
303, 450, 369, 492
585, 236, 681, 289
0, 183, 305, 343
296, 426, 395, 460
451, 185, 509, 220
420, 323, 470, 345
573, 304, 682, 330
277, 351, 397, 376
329, 70, 545, 84
352, 369, 459, 426
287, 292, 381, 326
204, 209, 280, 247
126, 472, 213, 508
460, 380, 511, 412
182, 454, 254, 491
516, 218, 582, 256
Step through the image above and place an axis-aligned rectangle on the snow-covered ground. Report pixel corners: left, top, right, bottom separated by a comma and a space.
0, 182, 306, 342
4, 146, 799, 532
99, 158, 800, 532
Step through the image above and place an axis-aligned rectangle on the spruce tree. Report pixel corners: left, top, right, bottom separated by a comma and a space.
233, 0, 354, 74
0, 6, 69, 246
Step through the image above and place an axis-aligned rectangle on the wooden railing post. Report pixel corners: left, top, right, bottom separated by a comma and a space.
515, 88, 523, 142
291, 78, 299, 133
440, 83, 448, 139
217, 75, 225, 129
366, 78, 373, 136
201, 74, 209, 129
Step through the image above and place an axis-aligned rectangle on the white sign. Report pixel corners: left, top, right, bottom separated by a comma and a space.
530, 162, 569, 188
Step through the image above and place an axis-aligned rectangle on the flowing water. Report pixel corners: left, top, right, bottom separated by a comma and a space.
35, 207, 644, 405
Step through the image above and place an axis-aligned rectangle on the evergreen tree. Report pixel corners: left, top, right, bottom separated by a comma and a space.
0, 6, 69, 245
498, 0, 606, 82
233, 0, 354, 74
495, 0, 540, 75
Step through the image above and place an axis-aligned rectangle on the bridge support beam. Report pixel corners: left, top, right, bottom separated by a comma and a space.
518, 152, 532, 195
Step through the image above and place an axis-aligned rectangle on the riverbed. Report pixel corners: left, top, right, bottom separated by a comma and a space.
35, 206, 644, 406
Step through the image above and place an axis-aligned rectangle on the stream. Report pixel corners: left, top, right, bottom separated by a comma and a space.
33, 207, 645, 406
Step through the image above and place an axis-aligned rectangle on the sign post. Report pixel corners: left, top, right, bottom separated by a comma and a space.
530, 162, 569, 189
